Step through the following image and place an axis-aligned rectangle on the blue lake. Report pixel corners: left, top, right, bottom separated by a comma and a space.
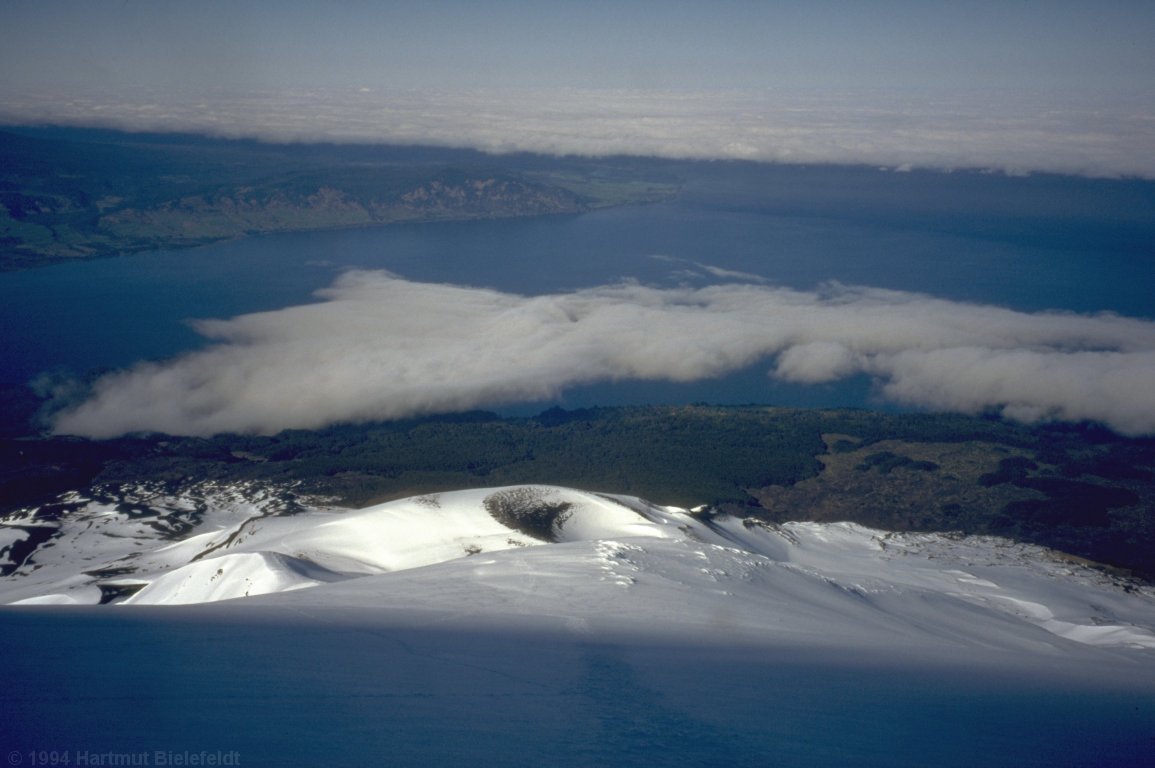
2, 163, 1153, 413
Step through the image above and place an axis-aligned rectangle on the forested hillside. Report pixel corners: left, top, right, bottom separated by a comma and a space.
4, 405, 1153, 578
0, 127, 679, 270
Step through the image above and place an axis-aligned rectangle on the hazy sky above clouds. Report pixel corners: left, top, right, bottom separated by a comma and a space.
2, 1, 1154, 175
2, 0, 1153, 93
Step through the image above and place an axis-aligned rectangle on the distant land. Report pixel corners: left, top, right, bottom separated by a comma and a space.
0, 127, 680, 271
4, 126, 1154, 584
4, 405, 1154, 580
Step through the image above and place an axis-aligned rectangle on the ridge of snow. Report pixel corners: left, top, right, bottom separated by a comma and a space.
3, 483, 1155, 654
124, 551, 348, 605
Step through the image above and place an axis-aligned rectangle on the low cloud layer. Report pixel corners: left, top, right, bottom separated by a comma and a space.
4, 87, 1154, 178
50, 271, 1155, 438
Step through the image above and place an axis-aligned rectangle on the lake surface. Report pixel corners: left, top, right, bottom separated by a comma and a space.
3, 162, 1153, 413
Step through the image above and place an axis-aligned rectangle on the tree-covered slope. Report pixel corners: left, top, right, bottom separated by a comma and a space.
0, 127, 679, 270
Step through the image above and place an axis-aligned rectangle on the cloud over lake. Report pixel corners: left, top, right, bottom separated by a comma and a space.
4, 88, 1154, 179
50, 271, 1155, 438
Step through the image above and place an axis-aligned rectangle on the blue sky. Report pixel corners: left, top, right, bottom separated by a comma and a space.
1, 1, 1153, 175
3, 0, 1153, 94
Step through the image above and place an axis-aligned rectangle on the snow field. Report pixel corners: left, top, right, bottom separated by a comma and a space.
3, 483, 1154, 655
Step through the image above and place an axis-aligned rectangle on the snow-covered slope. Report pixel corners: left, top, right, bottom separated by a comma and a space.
5, 483, 1155, 767
4, 483, 1154, 653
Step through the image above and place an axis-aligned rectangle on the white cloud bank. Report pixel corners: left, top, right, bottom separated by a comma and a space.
4, 87, 1154, 178
50, 271, 1155, 438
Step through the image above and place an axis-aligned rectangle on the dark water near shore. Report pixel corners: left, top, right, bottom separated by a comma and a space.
2, 163, 1152, 412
